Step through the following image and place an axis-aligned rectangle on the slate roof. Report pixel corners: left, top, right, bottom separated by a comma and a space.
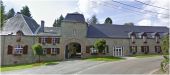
37, 27, 61, 36
87, 24, 169, 38
1, 14, 40, 35
63, 13, 85, 23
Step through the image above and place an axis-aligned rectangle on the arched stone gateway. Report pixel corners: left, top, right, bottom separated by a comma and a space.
63, 38, 85, 59
65, 42, 81, 59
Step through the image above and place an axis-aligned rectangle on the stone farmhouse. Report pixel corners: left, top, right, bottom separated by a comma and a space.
0, 12, 169, 65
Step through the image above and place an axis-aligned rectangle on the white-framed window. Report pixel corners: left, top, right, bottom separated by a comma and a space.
143, 36, 147, 43
14, 45, 23, 54
51, 48, 57, 54
90, 47, 98, 54
41, 37, 46, 43
131, 35, 135, 43
155, 36, 160, 43
43, 48, 47, 54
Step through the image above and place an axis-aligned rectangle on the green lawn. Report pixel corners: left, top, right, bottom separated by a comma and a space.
83, 56, 125, 61
0, 60, 58, 72
129, 54, 162, 58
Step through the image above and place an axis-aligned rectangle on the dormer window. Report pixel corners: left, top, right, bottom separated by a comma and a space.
142, 32, 147, 43
154, 33, 160, 43
129, 32, 136, 44
16, 30, 24, 42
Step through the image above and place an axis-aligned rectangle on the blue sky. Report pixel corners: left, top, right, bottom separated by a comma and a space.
3, 0, 169, 27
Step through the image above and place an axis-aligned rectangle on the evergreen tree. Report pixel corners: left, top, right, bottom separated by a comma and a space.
6, 8, 15, 19
0, 1, 5, 28
104, 17, 112, 24
89, 15, 98, 24
20, 5, 32, 18
53, 19, 57, 27
53, 15, 64, 27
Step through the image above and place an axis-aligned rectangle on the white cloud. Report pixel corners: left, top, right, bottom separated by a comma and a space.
137, 0, 169, 27
138, 19, 151, 26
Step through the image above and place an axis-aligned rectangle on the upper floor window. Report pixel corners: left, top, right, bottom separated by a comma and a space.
129, 32, 136, 44
141, 32, 147, 43
52, 37, 60, 45
154, 33, 160, 43
14, 45, 23, 54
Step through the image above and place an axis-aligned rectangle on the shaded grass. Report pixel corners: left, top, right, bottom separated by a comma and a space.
83, 56, 125, 61
0, 60, 58, 72
129, 54, 162, 58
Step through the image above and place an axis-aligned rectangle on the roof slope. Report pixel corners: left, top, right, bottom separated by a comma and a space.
1, 14, 40, 35
64, 13, 85, 23
37, 27, 61, 36
87, 24, 169, 38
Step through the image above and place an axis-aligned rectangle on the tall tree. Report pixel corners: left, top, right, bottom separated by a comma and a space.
161, 35, 169, 54
0, 1, 5, 28
88, 15, 98, 24
20, 5, 32, 18
53, 15, 64, 27
6, 8, 15, 19
53, 19, 57, 27
32, 44, 43, 63
124, 22, 134, 26
104, 17, 112, 24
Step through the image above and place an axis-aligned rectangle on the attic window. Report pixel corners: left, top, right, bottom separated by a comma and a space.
16, 30, 24, 42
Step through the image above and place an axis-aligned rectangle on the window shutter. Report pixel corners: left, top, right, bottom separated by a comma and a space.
57, 48, 60, 54
39, 37, 41, 43
129, 46, 132, 53
141, 46, 144, 52
7, 45, 13, 54
86, 46, 90, 53
147, 46, 149, 52
23, 45, 28, 54
106, 45, 109, 53
56, 38, 60, 44
47, 48, 51, 54
47, 37, 52, 44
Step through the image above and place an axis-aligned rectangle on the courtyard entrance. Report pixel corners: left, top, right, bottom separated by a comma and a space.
65, 42, 81, 59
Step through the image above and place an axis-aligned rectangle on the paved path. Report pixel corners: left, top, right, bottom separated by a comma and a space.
1, 56, 163, 74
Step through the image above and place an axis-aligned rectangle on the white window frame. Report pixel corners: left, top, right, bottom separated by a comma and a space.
43, 48, 47, 54
51, 48, 57, 54
90, 47, 98, 54
113, 46, 124, 56
14, 45, 23, 54
41, 37, 46, 43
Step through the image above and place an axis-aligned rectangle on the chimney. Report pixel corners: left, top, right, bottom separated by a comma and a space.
41, 20, 44, 32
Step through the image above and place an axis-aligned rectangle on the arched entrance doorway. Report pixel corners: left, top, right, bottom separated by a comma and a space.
65, 42, 81, 59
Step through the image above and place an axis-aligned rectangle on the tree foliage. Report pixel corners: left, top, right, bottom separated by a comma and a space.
6, 8, 15, 19
94, 39, 106, 53
0, 1, 5, 28
104, 17, 112, 24
32, 44, 43, 62
20, 5, 32, 18
88, 15, 98, 24
124, 22, 134, 26
53, 15, 64, 27
161, 35, 169, 54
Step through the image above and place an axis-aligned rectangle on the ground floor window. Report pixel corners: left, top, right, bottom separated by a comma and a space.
141, 46, 149, 54
90, 47, 98, 54
130, 46, 137, 54
155, 46, 161, 53
43, 48, 60, 55
113, 46, 124, 56
14, 45, 23, 54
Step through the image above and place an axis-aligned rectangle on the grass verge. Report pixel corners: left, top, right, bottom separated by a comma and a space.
83, 56, 125, 61
129, 54, 162, 58
0, 60, 58, 72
